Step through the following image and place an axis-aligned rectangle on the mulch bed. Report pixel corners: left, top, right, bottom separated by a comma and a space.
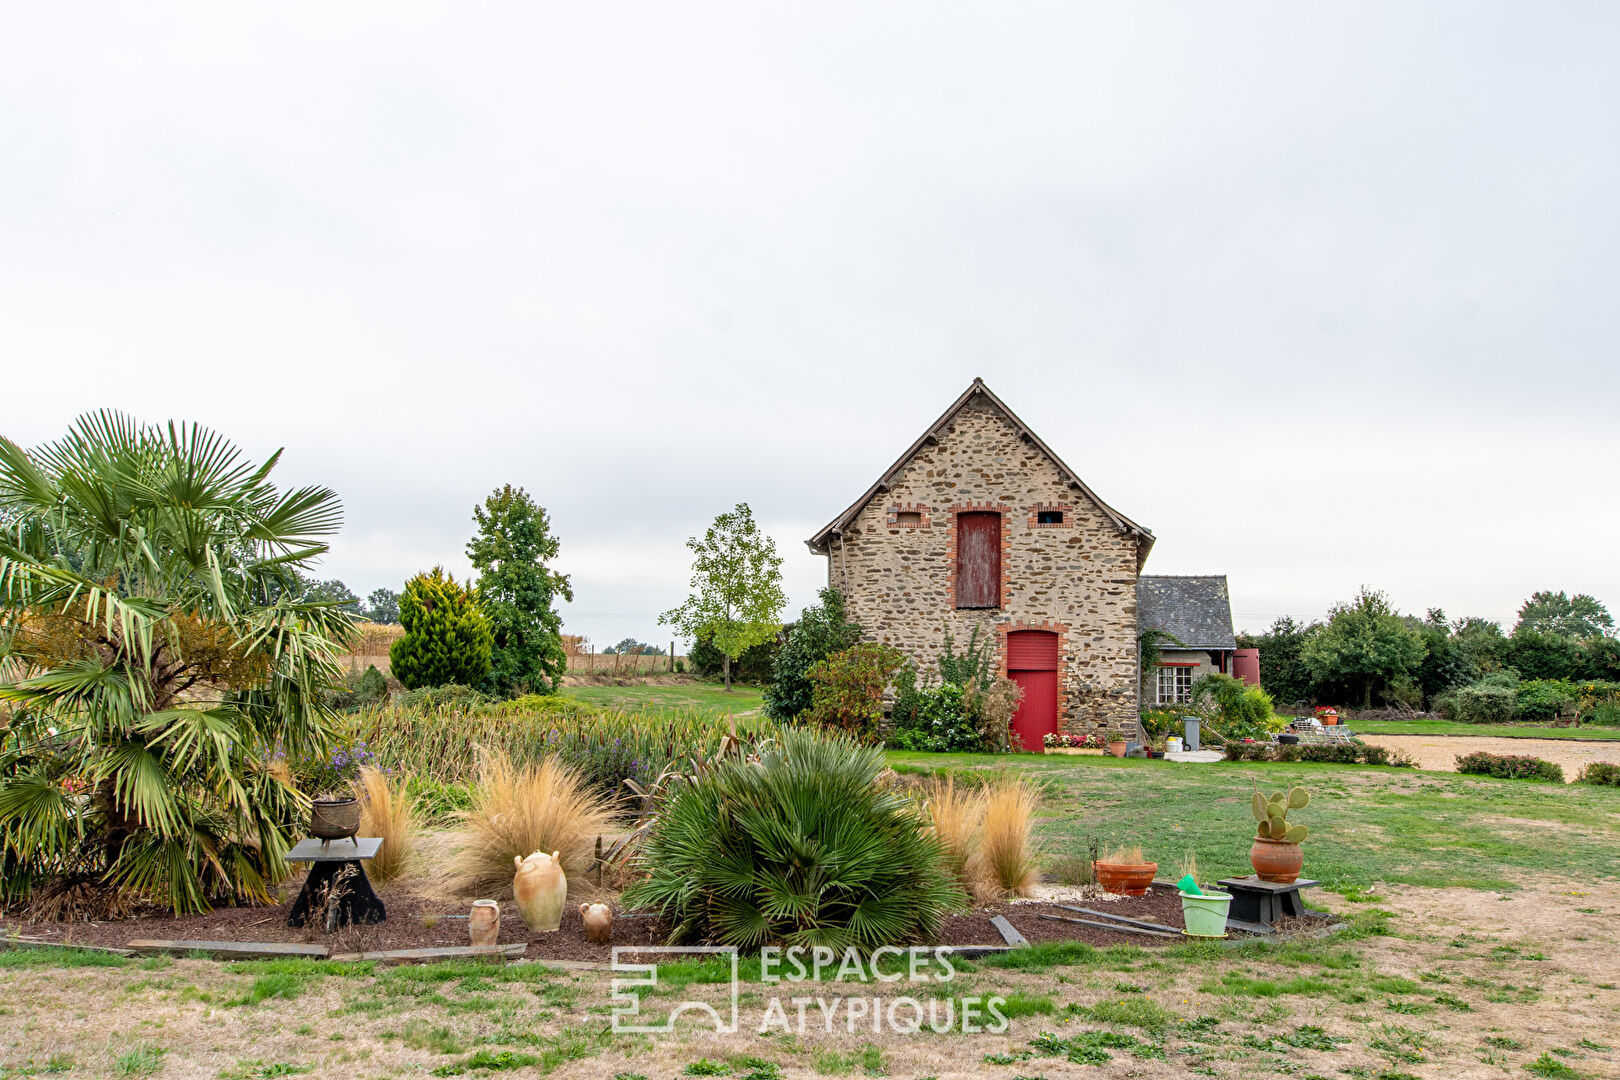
0, 880, 668, 963
935, 888, 1185, 949
3, 883, 1190, 960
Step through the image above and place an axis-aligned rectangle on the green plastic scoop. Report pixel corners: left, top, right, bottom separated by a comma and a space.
1176, 874, 1204, 896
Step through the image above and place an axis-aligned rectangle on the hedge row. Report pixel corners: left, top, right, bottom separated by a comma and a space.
1454, 751, 1564, 783
1223, 742, 1415, 767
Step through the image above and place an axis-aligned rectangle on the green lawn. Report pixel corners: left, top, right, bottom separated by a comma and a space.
885, 750, 1620, 895
560, 681, 764, 716
1353, 718, 1620, 740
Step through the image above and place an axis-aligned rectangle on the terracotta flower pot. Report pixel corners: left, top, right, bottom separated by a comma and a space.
1249, 838, 1304, 884
1095, 861, 1158, 896
1107, 740, 1127, 758
1320, 715, 1339, 726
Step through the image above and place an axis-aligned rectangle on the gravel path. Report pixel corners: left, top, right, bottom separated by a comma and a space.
1359, 733, 1620, 780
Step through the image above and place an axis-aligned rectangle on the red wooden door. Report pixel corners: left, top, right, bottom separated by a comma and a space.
956, 512, 1001, 608
1007, 630, 1059, 752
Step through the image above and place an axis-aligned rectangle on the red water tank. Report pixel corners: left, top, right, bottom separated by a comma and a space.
1234, 648, 1261, 687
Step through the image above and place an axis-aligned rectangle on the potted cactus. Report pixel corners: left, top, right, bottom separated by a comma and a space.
1249, 784, 1310, 884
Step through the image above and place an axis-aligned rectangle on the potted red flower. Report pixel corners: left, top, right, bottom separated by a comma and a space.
1314, 706, 1340, 727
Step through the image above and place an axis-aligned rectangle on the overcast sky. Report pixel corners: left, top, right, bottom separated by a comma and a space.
3, 3, 1617, 648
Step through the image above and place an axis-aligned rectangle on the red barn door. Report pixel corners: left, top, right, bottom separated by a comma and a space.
1007, 630, 1059, 752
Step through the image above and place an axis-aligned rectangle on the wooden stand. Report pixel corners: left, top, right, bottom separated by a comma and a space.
1216, 875, 1317, 926
285, 837, 386, 930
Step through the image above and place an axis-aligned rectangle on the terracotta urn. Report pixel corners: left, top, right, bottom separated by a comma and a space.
580, 902, 614, 944
513, 850, 567, 931
1107, 739, 1127, 758
1249, 837, 1304, 884
1095, 861, 1158, 896
469, 900, 500, 946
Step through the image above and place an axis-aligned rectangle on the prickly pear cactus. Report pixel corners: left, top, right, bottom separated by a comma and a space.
1252, 783, 1312, 842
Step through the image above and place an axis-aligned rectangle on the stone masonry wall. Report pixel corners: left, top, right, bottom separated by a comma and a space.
823, 399, 1141, 734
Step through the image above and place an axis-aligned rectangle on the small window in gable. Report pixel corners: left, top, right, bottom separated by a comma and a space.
1037, 510, 1064, 525
894, 511, 923, 527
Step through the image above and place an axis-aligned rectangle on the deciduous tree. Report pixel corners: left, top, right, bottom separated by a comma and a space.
659, 503, 784, 691
1299, 587, 1426, 708
1513, 590, 1614, 640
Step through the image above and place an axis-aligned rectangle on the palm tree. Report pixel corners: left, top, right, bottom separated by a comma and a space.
0, 412, 353, 917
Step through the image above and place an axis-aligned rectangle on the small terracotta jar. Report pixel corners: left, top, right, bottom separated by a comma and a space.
512, 851, 568, 932
580, 903, 613, 944
469, 900, 500, 946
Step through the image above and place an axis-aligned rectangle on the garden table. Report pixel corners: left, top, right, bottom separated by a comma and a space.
284, 837, 386, 930
1216, 875, 1318, 926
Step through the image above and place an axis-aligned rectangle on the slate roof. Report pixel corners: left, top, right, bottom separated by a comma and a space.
1137, 575, 1237, 650
806, 378, 1155, 569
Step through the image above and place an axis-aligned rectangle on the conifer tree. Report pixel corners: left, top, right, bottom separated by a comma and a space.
389, 566, 494, 689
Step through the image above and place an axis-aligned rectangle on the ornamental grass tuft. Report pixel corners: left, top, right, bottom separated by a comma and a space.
444, 750, 615, 897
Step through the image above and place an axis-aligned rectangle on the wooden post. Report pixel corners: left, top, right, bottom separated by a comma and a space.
670, 641, 674, 673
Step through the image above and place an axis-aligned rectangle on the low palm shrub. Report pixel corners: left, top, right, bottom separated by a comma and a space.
1454, 751, 1564, 783
622, 730, 967, 949
445, 751, 616, 897
354, 766, 416, 884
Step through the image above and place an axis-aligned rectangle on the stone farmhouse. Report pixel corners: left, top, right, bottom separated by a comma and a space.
806, 378, 1248, 750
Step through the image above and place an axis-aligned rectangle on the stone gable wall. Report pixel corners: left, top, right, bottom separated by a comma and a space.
823, 400, 1141, 733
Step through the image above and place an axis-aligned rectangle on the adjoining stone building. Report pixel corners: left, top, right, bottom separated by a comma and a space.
806, 378, 1243, 749
1136, 575, 1240, 709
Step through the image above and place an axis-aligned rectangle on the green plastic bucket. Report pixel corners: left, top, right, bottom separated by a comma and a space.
1179, 890, 1232, 938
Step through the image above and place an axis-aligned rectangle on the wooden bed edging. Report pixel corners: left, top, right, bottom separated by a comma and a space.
1, 937, 137, 958
126, 939, 330, 959
329, 944, 527, 964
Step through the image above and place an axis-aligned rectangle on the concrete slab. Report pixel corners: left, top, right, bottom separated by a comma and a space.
1165, 750, 1223, 763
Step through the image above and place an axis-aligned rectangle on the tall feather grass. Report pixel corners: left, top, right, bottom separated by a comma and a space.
918, 774, 1039, 901
353, 766, 416, 884
975, 777, 1040, 899
443, 750, 616, 898
922, 776, 986, 893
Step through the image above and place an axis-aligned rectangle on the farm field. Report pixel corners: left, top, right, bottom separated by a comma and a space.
3, 754, 1616, 1080
559, 681, 764, 716
1353, 718, 1620, 740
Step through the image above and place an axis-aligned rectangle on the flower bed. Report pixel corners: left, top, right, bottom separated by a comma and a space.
1043, 732, 1106, 750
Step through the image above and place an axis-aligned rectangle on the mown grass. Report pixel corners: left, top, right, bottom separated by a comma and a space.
560, 682, 765, 716
886, 750, 1620, 893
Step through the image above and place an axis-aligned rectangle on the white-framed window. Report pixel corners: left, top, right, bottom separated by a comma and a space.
1156, 665, 1194, 705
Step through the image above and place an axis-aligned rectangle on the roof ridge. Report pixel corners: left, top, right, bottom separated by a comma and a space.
806, 379, 1154, 569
